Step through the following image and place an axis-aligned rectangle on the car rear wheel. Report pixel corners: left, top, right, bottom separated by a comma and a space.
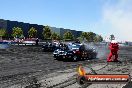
92, 54, 97, 59
88, 55, 92, 59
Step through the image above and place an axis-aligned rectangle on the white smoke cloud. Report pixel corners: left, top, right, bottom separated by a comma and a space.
102, 0, 132, 41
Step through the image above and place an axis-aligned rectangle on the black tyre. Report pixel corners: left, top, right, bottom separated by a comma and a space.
77, 76, 86, 85
92, 54, 96, 59
88, 55, 92, 59
77, 76, 92, 87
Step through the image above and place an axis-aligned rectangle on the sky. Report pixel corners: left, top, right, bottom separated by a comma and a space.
0, 0, 132, 41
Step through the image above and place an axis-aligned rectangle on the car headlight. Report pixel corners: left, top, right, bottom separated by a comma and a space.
64, 52, 67, 55
60, 52, 67, 55
53, 51, 58, 54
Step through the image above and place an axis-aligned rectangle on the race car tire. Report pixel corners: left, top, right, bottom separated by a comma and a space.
92, 54, 96, 59
88, 55, 92, 59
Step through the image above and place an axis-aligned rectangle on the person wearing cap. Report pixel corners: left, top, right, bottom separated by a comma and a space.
107, 40, 119, 62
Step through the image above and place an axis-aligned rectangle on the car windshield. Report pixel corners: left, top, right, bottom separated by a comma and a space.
71, 45, 81, 49
55, 45, 69, 51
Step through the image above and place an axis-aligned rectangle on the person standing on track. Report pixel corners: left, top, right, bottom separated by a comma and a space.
35, 38, 39, 46
107, 40, 119, 62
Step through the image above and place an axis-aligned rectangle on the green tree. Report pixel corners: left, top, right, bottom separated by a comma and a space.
81, 32, 96, 42
94, 35, 103, 42
28, 27, 37, 38
12, 27, 23, 38
86, 32, 96, 42
19, 34, 24, 39
80, 32, 88, 42
0, 29, 6, 40
81, 32, 88, 39
42, 25, 52, 40
63, 31, 74, 41
51, 32, 60, 40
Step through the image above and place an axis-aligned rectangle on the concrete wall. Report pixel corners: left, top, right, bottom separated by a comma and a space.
0, 19, 7, 29
0, 19, 83, 39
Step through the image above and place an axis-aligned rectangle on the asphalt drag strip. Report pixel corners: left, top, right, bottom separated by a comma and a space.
43, 62, 131, 88
1, 45, 132, 88
2, 60, 132, 88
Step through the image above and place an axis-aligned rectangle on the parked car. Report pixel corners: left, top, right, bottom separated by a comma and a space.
53, 43, 97, 61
